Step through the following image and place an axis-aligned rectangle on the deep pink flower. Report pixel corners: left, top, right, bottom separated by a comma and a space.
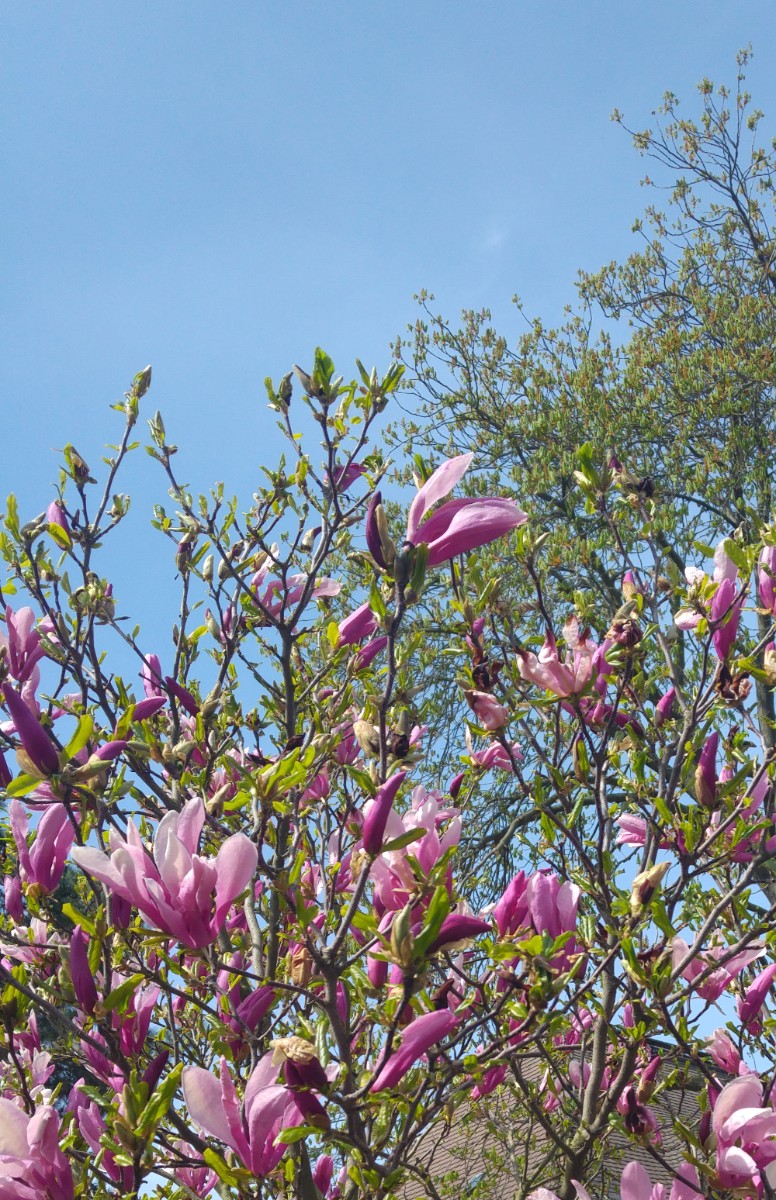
0, 606, 45, 686
759, 545, 776, 614
2, 683, 60, 776
710, 577, 742, 660
71, 797, 258, 949
370, 1009, 459, 1091
713, 1073, 776, 1191
464, 689, 509, 730
738, 962, 776, 1030
362, 772, 407, 856
406, 453, 526, 567
695, 733, 719, 809
337, 602, 378, 646
672, 936, 763, 1002
10, 800, 74, 893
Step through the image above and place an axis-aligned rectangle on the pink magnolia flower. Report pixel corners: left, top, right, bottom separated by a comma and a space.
370, 787, 461, 912
759, 545, 776, 614
0, 1098, 73, 1200
71, 797, 258, 949
405, 453, 526, 567
0, 606, 45, 686
183, 1054, 306, 1178
707, 1028, 752, 1077
695, 733, 719, 809
337, 602, 378, 646
361, 772, 408, 856
10, 801, 74, 893
517, 618, 597, 698
370, 1009, 459, 1091
713, 1073, 776, 1191
2, 683, 59, 776
738, 962, 776, 1031
251, 566, 340, 622
672, 935, 763, 1002
710, 576, 743, 660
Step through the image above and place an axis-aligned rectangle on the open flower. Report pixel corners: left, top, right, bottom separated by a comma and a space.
517, 618, 597, 698
405, 453, 526, 567
183, 1054, 307, 1178
0, 1098, 74, 1200
71, 797, 257, 949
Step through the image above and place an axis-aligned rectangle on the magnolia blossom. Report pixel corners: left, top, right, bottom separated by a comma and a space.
183, 1054, 307, 1178
405, 452, 526, 567
370, 787, 462, 913
713, 1073, 776, 1191
10, 801, 74, 894
517, 618, 597, 698
370, 1009, 459, 1091
672, 935, 763, 1002
71, 797, 258, 949
0, 1098, 73, 1200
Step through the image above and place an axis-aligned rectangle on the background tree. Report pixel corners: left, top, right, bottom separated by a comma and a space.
393, 47, 776, 809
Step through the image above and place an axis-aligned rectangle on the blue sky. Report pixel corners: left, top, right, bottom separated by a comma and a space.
4, 3, 776, 646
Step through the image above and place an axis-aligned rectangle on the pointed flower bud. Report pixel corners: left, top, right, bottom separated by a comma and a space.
695, 733, 719, 809
362, 771, 407, 856
70, 925, 98, 1015
630, 862, 671, 917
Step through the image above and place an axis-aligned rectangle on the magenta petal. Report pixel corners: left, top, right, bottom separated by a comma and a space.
361, 771, 407, 856
370, 1009, 459, 1092
2, 683, 60, 775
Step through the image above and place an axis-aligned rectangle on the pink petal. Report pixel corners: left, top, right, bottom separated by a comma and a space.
407, 453, 474, 541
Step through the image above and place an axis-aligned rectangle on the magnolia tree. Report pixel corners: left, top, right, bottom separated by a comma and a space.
2, 357, 776, 1200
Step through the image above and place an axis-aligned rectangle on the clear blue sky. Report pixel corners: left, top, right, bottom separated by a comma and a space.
3, 3, 776, 648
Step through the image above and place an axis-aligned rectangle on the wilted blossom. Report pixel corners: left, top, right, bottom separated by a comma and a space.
517, 618, 598, 698
405, 452, 527, 567
71, 797, 258, 949
463, 689, 509, 730
0, 1097, 74, 1200
10, 801, 74, 894
712, 1073, 776, 1192
370, 1008, 459, 1091
183, 1053, 307, 1178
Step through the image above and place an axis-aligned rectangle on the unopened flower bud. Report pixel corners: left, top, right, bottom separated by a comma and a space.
630, 861, 671, 917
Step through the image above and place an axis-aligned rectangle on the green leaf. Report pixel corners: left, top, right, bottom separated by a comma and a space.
64, 714, 94, 759
101, 973, 145, 1014
61, 904, 96, 935
5, 773, 41, 798
380, 828, 424, 853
